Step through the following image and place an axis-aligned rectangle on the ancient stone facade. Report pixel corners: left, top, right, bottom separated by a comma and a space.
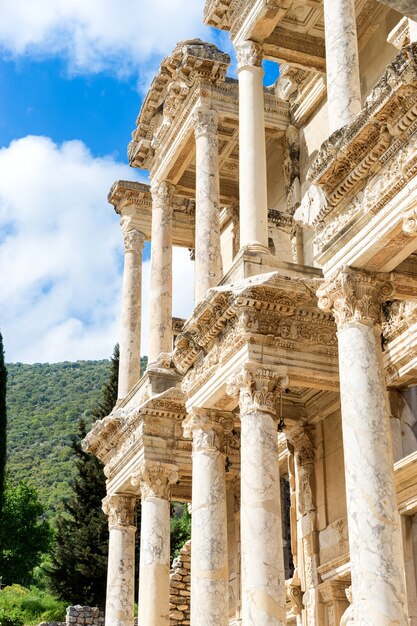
83, 2, 417, 625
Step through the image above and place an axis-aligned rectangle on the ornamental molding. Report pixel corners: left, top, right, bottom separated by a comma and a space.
128, 40, 230, 170
307, 44, 417, 229
131, 460, 178, 501
102, 493, 137, 528
226, 366, 289, 416
317, 266, 393, 328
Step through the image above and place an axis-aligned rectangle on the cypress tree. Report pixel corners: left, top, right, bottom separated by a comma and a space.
0, 331, 7, 509
48, 345, 120, 609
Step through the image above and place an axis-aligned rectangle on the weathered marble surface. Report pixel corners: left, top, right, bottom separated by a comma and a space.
235, 41, 269, 252
148, 181, 174, 365
193, 108, 223, 303
118, 223, 145, 399
184, 410, 231, 625
102, 495, 136, 626
134, 462, 178, 626
323, 0, 361, 134
240, 410, 286, 626
338, 322, 408, 625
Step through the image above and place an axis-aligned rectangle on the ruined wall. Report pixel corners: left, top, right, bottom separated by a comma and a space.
170, 540, 191, 625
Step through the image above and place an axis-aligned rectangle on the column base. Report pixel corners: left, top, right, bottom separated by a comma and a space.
239, 242, 271, 255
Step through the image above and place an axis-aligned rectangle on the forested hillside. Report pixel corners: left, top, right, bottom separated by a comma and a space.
6, 358, 146, 517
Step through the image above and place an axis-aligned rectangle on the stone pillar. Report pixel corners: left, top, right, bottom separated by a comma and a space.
192, 107, 223, 303
317, 266, 408, 626
235, 41, 269, 253
323, 0, 362, 134
183, 409, 233, 626
148, 181, 174, 366
102, 494, 137, 626
409, 20, 417, 42
118, 222, 145, 400
132, 461, 178, 626
318, 580, 350, 626
227, 367, 288, 625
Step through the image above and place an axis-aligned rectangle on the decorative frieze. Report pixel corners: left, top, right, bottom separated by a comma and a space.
131, 461, 178, 501
317, 266, 393, 328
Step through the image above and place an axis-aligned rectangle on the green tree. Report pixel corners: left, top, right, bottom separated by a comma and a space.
48, 345, 120, 609
0, 482, 52, 586
0, 332, 7, 508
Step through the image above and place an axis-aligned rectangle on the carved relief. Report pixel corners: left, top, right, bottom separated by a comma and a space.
317, 266, 393, 328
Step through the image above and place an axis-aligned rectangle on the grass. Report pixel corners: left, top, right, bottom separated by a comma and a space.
0, 585, 66, 626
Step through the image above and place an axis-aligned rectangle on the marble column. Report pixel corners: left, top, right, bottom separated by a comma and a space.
317, 266, 408, 626
102, 494, 137, 626
118, 221, 145, 400
183, 408, 233, 626
323, 0, 362, 135
132, 461, 178, 626
409, 20, 417, 43
235, 41, 269, 253
227, 367, 289, 626
192, 107, 223, 303
148, 181, 174, 366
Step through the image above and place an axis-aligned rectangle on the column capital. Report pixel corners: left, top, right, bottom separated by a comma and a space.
120, 218, 145, 253
235, 40, 263, 70
150, 179, 175, 208
182, 408, 234, 452
131, 460, 178, 501
317, 266, 394, 329
191, 106, 219, 139
287, 427, 315, 466
226, 366, 289, 416
102, 493, 137, 528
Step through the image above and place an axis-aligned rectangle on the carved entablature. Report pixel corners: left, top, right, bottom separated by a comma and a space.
203, 0, 293, 43
128, 40, 230, 170
306, 45, 417, 266
173, 270, 338, 400
82, 388, 187, 482
107, 179, 195, 248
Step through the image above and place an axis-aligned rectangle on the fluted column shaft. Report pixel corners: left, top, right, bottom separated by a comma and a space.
118, 223, 145, 400
235, 41, 269, 252
132, 461, 178, 626
148, 181, 174, 365
183, 409, 232, 625
192, 107, 223, 303
102, 494, 137, 626
318, 267, 408, 626
323, 0, 361, 134
227, 368, 288, 626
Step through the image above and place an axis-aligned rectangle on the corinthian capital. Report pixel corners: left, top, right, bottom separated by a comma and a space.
235, 40, 263, 70
226, 367, 289, 417
183, 408, 234, 452
191, 107, 218, 139
120, 216, 145, 253
150, 180, 175, 209
102, 493, 137, 528
131, 461, 178, 501
317, 266, 393, 328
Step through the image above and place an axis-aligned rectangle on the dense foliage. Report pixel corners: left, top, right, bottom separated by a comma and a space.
0, 332, 7, 509
170, 503, 192, 562
0, 585, 66, 626
0, 482, 52, 587
48, 346, 121, 609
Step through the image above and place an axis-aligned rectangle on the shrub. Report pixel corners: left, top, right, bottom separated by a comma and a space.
0, 608, 24, 626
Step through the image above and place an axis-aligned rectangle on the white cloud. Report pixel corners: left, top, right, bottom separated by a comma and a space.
0, 135, 195, 362
0, 0, 226, 81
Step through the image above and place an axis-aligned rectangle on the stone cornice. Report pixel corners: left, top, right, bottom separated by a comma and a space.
307, 44, 417, 226
128, 39, 230, 171
172, 270, 336, 377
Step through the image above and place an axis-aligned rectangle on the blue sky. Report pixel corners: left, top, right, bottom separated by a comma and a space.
0, 0, 279, 363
